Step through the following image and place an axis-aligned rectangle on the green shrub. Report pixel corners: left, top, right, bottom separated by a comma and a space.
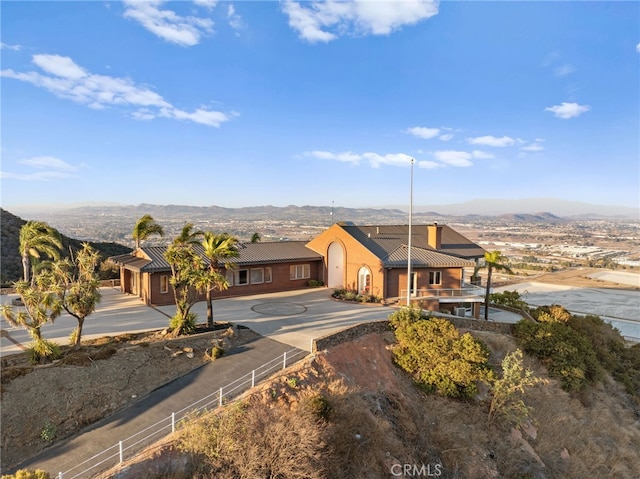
209, 345, 225, 360
308, 280, 324, 287
169, 311, 197, 336
531, 304, 571, 323
489, 290, 528, 310
1, 469, 51, 479
390, 312, 493, 398
302, 393, 332, 421
513, 319, 603, 391
40, 421, 56, 442
27, 339, 61, 365
332, 288, 382, 303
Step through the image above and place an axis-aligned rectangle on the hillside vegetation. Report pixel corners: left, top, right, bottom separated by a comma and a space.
0, 208, 131, 286
92, 313, 639, 479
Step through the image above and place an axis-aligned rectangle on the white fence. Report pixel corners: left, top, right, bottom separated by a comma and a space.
55, 348, 307, 479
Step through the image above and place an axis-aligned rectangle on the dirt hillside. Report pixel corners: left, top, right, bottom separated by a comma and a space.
102, 330, 640, 479
0, 326, 257, 471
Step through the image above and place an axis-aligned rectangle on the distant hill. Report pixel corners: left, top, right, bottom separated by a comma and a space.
1, 208, 132, 286
497, 212, 568, 223
391, 198, 639, 218
10, 198, 639, 221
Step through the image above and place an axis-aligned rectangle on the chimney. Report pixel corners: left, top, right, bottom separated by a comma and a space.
427, 222, 442, 250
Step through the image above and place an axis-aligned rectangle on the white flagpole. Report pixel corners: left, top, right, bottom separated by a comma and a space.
406, 158, 414, 306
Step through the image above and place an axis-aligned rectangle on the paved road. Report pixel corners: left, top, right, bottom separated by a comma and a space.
10, 336, 305, 478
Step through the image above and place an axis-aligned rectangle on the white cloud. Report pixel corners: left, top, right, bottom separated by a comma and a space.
305, 150, 427, 168
2, 156, 81, 181
433, 150, 473, 167
33, 54, 88, 80
123, 0, 214, 47
362, 152, 414, 168
227, 5, 243, 31
520, 143, 544, 152
282, 0, 438, 43
471, 150, 494, 159
193, 0, 217, 10
466, 135, 516, 147
438, 133, 453, 141
0, 42, 22, 51
545, 102, 590, 119
636, 42, 640, 53
1, 54, 233, 128
554, 64, 574, 77
407, 126, 440, 139
20, 156, 78, 171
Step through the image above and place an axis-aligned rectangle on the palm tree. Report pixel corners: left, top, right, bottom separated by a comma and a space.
132, 214, 164, 249
202, 232, 239, 327
19, 221, 63, 283
250, 232, 261, 243
173, 223, 204, 246
475, 250, 514, 320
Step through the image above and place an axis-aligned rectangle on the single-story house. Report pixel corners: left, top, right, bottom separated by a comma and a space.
110, 223, 486, 317
110, 241, 324, 306
305, 223, 486, 318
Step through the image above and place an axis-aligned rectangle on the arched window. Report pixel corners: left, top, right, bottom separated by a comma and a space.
357, 266, 371, 294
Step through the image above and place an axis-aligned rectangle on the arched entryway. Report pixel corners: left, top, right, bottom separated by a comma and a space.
357, 266, 371, 294
327, 241, 345, 288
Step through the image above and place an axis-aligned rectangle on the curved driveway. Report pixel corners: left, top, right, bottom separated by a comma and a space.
1, 287, 393, 356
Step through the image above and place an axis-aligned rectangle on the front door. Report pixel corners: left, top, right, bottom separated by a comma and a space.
327, 242, 344, 288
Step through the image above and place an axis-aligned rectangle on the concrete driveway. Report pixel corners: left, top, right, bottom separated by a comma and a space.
157, 288, 393, 351
0, 287, 171, 357
1, 287, 394, 356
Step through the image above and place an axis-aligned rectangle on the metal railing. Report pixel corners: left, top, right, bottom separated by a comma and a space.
55, 348, 307, 479
401, 284, 485, 300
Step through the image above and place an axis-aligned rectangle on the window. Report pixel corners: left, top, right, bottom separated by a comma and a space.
265, 267, 272, 283
250, 268, 264, 284
160, 275, 169, 294
429, 271, 442, 285
290, 264, 310, 280
226, 270, 234, 286
357, 266, 371, 293
236, 269, 249, 285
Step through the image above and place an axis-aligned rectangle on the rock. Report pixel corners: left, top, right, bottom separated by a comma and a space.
560, 448, 570, 460
182, 347, 193, 353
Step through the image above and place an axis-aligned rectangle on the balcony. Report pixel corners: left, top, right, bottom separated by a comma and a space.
400, 284, 485, 303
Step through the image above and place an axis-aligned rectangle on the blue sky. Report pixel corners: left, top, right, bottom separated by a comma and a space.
1, 1, 639, 210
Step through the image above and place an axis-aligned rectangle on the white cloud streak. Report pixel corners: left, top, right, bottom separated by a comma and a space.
123, 0, 214, 47
2, 156, 81, 181
0, 42, 22, 51
636, 42, 640, 53
554, 64, 574, 77
1, 54, 233, 128
466, 135, 516, 147
545, 102, 590, 119
282, 0, 438, 43
20, 156, 78, 171
407, 126, 440, 139
227, 5, 243, 32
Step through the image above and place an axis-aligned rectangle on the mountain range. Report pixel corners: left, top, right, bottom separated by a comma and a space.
9, 198, 638, 219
